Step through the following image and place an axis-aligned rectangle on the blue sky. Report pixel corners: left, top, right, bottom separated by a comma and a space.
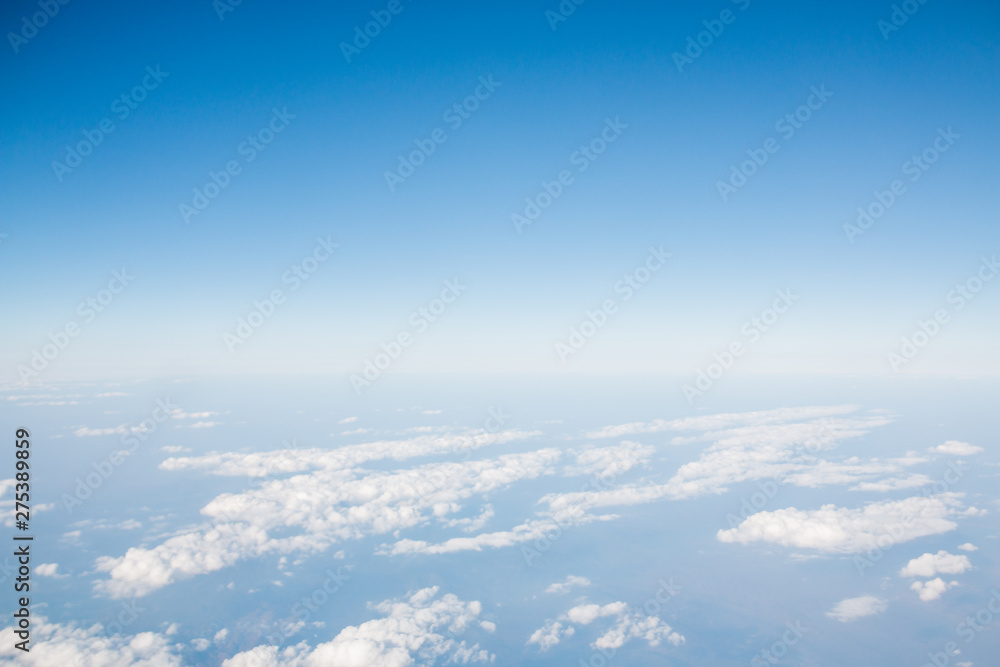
2, 6, 999, 663
2, 0, 998, 384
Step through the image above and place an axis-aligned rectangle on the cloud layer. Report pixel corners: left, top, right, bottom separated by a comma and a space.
0, 616, 182, 666
223, 587, 492, 667
528, 601, 683, 652
899, 550, 972, 578
717, 494, 970, 553
825, 596, 887, 622
910, 578, 958, 601
932, 440, 984, 456
88, 404, 983, 608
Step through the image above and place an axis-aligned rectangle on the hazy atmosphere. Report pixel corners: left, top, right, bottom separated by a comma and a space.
1, 1, 997, 665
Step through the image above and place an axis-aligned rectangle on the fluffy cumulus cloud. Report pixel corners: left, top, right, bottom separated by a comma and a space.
910, 578, 959, 601
526, 620, 573, 651
658, 412, 909, 499
96, 423, 654, 598
442, 504, 495, 533
386, 465, 676, 558
900, 550, 970, 602
222, 587, 493, 667
35, 563, 65, 578
96, 444, 560, 598
1, 478, 54, 527
0, 616, 182, 665
95, 405, 956, 598
899, 551, 973, 578
528, 601, 683, 652
97, 426, 669, 599
545, 575, 592, 594
932, 441, 984, 456
565, 441, 655, 477
717, 494, 971, 553
390, 408, 909, 557
825, 596, 887, 622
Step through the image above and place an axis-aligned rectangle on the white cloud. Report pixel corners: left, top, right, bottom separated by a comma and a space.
566, 441, 654, 477
1, 479, 54, 528
442, 505, 495, 533
99, 427, 655, 597
74, 425, 132, 437
338, 417, 358, 424
900, 551, 972, 578
214, 628, 229, 643
387, 474, 670, 557
160, 445, 191, 454
527, 620, 572, 650
36, 563, 66, 578
171, 411, 218, 420
565, 602, 627, 625
96, 405, 925, 598
189, 421, 221, 429
96, 444, 558, 598
72, 518, 142, 531
3, 392, 99, 405
660, 413, 901, 499
592, 612, 683, 651
160, 429, 540, 477
545, 575, 592, 595
222, 587, 492, 667
388, 515, 599, 557
933, 441, 984, 456
717, 494, 968, 553
497, 413, 897, 537
586, 405, 860, 439
528, 601, 683, 652
191, 638, 210, 651
825, 596, 887, 622
958, 543, 978, 552
422, 410, 443, 415
20, 400, 79, 406
388, 411, 901, 557
0, 616, 182, 665
911, 578, 958, 601
75, 413, 201, 437
849, 474, 931, 492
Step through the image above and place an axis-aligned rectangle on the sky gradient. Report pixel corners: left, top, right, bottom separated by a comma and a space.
2, 0, 998, 385
1, 5, 999, 661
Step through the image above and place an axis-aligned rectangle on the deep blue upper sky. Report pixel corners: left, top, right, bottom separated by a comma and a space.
1, 0, 998, 380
